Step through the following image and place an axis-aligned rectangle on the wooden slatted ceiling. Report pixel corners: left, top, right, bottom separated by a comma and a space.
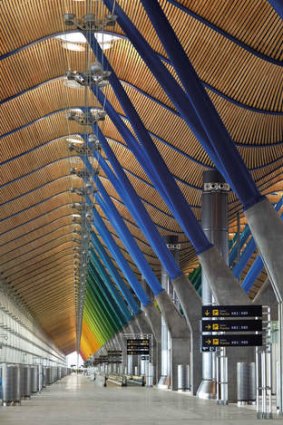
175, 0, 282, 61
1, 0, 282, 354
2, 88, 281, 208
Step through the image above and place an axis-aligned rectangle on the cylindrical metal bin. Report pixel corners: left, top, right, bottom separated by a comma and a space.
31, 366, 38, 393
20, 365, 31, 399
2, 364, 21, 406
237, 362, 256, 405
146, 363, 154, 387
185, 364, 190, 391
38, 365, 43, 391
42, 367, 47, 388
177, 365, 185, 391
45, 367, 51, 385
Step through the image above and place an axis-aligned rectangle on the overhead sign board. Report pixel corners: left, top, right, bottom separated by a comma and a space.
202, 305, 262, 318
127, 338, 150, 355
202, 334, 263, 349
202, 319, 262, 333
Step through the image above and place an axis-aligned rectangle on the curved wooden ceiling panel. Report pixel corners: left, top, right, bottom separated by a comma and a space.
1, 0, 282, 354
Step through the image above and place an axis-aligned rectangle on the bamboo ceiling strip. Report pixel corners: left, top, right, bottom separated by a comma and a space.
5, 260, 77, 291
1, 2, 281, 112
0, 176, 82, 219
1, 80, 99, 135
1, 143, 82, 185
108, 38, 174, 110
0, 230, 77, 271
0, 192, 82, 234
107, 84, 212, 165
4, 250, 76, 282
13, 279, 75, 307
238, 144, 283, 171
30, 299, 75, 317
118, 0, 167, 58
259, 179, 283, 198
1, 241, 76, 276
0, 215, 77, 256
35, 333, 75, 353
0, 235, 78, 274
103, 132, 152, 184
0, 227, 79, 265
253, 158, 283, 180
0, 204, 76, 244
27, 311, 75, 335
1, 157, 84, 203
207, 91, 283, 146
12, 262, 76, 289
0, 114, 86, 161
102, 132, 206, 215
0, 0, 122, 55
174, 0, 282, 61
106, 83, 283, 174
120, 1, 282, 111
21, 288, 75, 307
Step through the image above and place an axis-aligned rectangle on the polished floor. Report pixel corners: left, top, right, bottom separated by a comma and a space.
0, 374, 280, 424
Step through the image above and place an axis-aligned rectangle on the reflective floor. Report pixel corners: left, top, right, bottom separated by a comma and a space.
0, 374, 281, 424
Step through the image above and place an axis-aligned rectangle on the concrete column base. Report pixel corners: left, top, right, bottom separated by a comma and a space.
154, 291, 190, 390
245, 198, 283, 302
199, 247, 250, 305
172, 274, 202, 394
143, 302, 161, 383
253, 279, 278, 321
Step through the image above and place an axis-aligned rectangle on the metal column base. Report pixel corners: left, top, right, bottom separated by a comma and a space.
245, 198, 283, 302
158, 375, 170, 389
197, 379, 217, 400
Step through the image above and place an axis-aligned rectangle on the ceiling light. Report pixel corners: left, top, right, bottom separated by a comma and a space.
64, 78, 84, 89
57, 32, 87, 43
62, 41, 85, 52
56, 31, 120, 51
67, 137, 84, 144
95, 32, 120, 50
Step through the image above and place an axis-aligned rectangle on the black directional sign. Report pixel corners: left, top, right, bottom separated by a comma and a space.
202, 334, 262, 349
202, 319, 262, 333
107, 350, 122, 364
127, 338, 150, 355
202, 305, 262, 318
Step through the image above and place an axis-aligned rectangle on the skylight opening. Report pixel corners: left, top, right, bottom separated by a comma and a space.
56, 32, 120, 51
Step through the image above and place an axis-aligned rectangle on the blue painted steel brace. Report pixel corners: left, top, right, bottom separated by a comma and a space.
89, 249, 132, 322
104, 0, 263, 210
84, 130, 182, 280
86, 32, 212, 255
90, 232, 140, 315
87, 198, 151, 307
93, 176, 163, 297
